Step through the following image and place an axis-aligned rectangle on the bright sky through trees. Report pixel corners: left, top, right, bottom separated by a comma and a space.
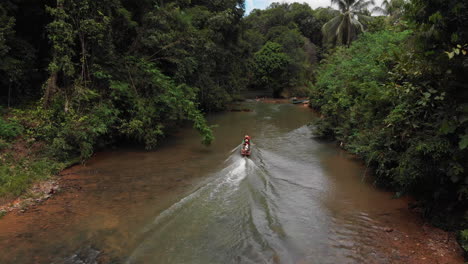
245, 0, 384, 14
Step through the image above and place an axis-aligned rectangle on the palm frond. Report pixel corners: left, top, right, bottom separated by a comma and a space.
372, 6, 388, 15
338, 14, 350, 44
352, 0, 375, 12
378, 0, 407, 17
381, 0, 390, 9
324, 0, 370, 46
350, 17, 365, 33
317, 7, 341, 17
356, 14, 373, 23
331, 0, 349, 12
322, 14, 344, 44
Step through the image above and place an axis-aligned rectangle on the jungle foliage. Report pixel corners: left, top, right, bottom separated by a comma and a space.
1, 0, 252, 158
310, 0, 467, 250
242, 3, 333, 96
0, 1, 330, 196
0, 0, 247, 197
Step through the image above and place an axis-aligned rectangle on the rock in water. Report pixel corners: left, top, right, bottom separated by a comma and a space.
59, 246, 100, 264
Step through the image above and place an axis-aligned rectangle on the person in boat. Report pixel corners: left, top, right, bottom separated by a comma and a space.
243, 135, 251, 151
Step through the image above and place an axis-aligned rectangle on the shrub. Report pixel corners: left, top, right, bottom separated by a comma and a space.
0, 159, 64, 198
0, 118, 23, 139
459, 229, 468, 257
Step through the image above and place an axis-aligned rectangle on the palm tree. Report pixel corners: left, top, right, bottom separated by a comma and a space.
321, 0, 374, 47
373, 0, 406, 19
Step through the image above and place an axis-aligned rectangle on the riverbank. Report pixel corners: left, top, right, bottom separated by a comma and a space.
0, 178, 59, 216
367, 203, 464, 263
0, 89, 213, 217
0, 139, 67, 217
0, 117, 74, 217
320, 149, 465, 264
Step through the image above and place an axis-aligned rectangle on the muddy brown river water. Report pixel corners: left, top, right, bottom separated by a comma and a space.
0, 101, 463, 264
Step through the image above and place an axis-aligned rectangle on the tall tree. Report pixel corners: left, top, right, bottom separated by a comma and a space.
0, 1, 44, 107
0, 3, 15, 107
321, 0, 374, 47
253, 41, 290, 97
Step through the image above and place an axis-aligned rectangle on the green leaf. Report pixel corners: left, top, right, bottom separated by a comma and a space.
439, 120, 456, 134
459, 135, 468, 150
447, 51, 455, 59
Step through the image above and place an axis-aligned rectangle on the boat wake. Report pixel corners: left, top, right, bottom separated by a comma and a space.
126, 129, 318, 264
126, 147, 267, 263
126, 125, 381, 264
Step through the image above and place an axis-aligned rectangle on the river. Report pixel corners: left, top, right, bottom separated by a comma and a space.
0, 101, 463, 264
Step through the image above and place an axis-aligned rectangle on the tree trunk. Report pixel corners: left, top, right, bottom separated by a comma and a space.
80, 33, 87, 85
64, 94, 69, 113
347, 15, 352, 47
7, 82, 11, 108
43, 72, 58, 108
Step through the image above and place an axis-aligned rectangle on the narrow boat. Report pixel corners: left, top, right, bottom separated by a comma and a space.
241, 136, 252, 156
241, 144, 251, 156
291, 98, 305, 104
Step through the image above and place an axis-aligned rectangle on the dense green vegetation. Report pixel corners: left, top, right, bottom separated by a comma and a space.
0, 0, 467, 256
242, 3, 332, 96
310, 0, 467, 254
0, 1, 326, 197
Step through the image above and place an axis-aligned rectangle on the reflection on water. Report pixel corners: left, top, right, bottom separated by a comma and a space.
0, 102, 419, 263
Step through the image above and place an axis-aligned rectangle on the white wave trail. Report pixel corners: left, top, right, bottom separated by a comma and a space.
138, 154, 248, 235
